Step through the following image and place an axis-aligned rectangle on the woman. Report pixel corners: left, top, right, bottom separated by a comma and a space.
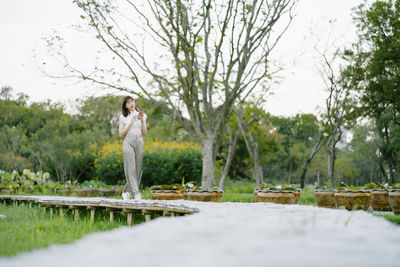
119, 96, 147, 201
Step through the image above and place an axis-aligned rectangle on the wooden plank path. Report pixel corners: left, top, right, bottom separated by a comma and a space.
0, 195, 198, 226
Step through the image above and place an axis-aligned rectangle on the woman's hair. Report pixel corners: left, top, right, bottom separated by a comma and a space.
121, 96, 139, 117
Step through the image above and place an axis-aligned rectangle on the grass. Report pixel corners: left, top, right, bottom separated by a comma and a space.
0, 204, 145, 257
375, 214, 400, 225
221, 180, 317, 204
298, 186, 316, 206
223, 179, 256, 194
222, 193, 255, 202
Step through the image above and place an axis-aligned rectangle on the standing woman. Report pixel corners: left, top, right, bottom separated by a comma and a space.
119, 96, 147, 200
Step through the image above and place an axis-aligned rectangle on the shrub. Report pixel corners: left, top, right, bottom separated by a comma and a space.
94, 141, 124, 185
94, 140, 202, 186
0, 169, 52, 193
142, 141, 202, 187
0, 152, 33, 172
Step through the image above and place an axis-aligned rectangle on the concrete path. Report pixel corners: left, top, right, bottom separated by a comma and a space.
1, 200, 400, 267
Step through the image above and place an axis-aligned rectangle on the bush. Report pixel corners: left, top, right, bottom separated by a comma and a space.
0, 152, 33, 172
0, 169, 53, 193
142, 141, 202, 186
94, 140, 202, 187
93, 141, 124, 185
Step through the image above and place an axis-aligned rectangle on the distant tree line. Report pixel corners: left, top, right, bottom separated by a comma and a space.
1, 85, 392, 187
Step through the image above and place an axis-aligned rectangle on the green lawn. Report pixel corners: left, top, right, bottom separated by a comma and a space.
0, 204, 144, 257
376, 214, 400, 225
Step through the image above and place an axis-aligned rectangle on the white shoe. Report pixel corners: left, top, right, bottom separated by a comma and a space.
133, 192, 142, 201
122, 192, 131, 201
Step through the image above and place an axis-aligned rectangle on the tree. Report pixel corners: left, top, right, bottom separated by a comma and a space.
298, 133, 325, 188
316, 46, 351, 186
77, 95, 121, 137
43, 0, 296, 188
235, 108, 263, 187
343, 0, 400, 183
218, 118, 241, 190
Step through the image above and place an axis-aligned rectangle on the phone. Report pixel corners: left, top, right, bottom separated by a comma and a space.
138, 111, 144, 119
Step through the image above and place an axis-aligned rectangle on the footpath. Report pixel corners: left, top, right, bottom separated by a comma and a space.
2, 200, 400, 267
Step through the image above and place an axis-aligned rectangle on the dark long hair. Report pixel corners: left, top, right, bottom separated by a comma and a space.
121, 96, 139, 117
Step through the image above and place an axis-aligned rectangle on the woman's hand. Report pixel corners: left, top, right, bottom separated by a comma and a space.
130, 115, 139, 124
138, 111, 144, 122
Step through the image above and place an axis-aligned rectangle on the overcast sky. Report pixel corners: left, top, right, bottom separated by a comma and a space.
0, 0, 362, 116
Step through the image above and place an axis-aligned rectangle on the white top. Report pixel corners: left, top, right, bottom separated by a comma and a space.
119, 111, 147, 135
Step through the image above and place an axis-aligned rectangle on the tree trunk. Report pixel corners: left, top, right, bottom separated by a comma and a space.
388, 161, 395, 184
300, 135, 324, 188
219, 129, 240, 190
201, 138, 216, 189
256, 166, 264, 187
379, 163, 388, 182
327, 145, 336, 185
235, 113, 262, 186
254, 143, 264, 187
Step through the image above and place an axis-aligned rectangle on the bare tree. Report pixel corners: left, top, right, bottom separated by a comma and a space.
299, 133, 325, 188
218, 124, 241, 190
43, 0, 296, 188
235, 110, 264, 187
316, 49, 350, 185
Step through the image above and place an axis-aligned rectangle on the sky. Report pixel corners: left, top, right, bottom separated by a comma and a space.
0, 0, 362, 116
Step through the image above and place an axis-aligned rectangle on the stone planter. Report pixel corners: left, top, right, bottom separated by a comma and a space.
113, 188, 123, 196
92, 188, 101, 196
370, 190, 391, 211
75, 188, 98, 197
255, 190, 298, 204
294, 190, 301, 204
185, 190, 223, 202
151, 190, 185, 200
388, 189, 400, 215
99, 188, 115, 197
0, 189, 14, 194
58, 189, 72, 196
314, 189, 337, 208
335, 190, 372, 211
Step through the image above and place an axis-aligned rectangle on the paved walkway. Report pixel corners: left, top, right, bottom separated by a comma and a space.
2, 200, 400, 267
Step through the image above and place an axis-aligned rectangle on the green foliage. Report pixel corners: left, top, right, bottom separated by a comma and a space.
375, 214, 400, 225
142, 141, 202, 187
223, 179, 255, 194
1, 85, 398, 189
315, 180, 335, 190
258, 183, 298, 191
344, 0, 400, 183
0, 205, 128, 257
93, 140, 124, 185
0, 169, 51, 192
364, 182, 388, 189
76, 95, 121, 137
80, 179, 108, 188
94, 140, 202, 187
346, 186, 363, 191
298, 186, 316, 205
222, 193, 255, 202
150, 184, 185, 190
391, 183, 400, 189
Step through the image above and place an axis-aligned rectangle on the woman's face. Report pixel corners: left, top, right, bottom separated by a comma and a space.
126, 99, 136, 111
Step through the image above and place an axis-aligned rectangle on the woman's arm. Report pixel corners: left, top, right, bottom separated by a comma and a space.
140, 117, 147, 136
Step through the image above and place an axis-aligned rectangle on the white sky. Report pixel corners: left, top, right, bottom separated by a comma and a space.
0, 0, 362, 116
